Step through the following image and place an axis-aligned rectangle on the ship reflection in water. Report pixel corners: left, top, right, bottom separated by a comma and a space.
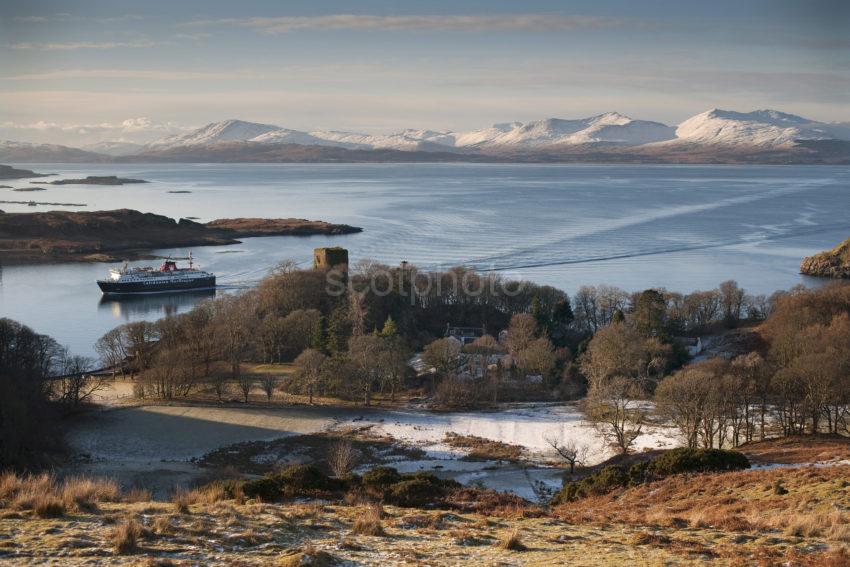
98, 289, 217, 320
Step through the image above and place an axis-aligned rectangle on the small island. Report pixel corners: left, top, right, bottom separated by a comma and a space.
46, 175, 148, 185
13, 187, 46, 192
0, 208, 362, 263
800, 237, 850, 278
0, 164, 51, 180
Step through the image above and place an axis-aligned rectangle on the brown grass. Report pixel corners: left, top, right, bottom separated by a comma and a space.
555, 463, 850, 546
171, 489, 190, 514
352, 504, 385, 536
112, 516, 142, 554
60, 476, 120, 511
495, 529, 527, 551
740, 435, 850, 465
124, 487, 153, 503
32, 495, 65, 518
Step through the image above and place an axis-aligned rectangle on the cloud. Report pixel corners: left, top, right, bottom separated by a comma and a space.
0, 117, 188, 145
12, 14, 142, 24
4, 68, 256, 80
10, 40, 160, 51
186, 14, 631, 33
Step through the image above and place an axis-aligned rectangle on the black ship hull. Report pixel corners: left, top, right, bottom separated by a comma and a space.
97, 276, 216, 295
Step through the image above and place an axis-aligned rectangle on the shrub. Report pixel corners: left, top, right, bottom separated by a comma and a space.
388, 479, 436, 508
555, 465, 629, 503
362, 466, 402, 489
275, 464, 339, 494
647, 448, 749, 476
553, 449, 750, 504
241, 477, 280, 501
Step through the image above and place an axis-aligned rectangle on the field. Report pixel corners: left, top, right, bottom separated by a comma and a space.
1, 454, 848, 566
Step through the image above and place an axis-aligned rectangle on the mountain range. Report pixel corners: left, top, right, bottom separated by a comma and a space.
2, 109, 849, 164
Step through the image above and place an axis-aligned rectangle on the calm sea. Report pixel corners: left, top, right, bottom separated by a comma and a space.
1, 163, 848, 356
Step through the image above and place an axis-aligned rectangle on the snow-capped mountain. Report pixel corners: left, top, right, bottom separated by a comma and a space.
82, 141, 144, 156
455, 112, 676, 147
308, 129, 458, 151
147, 119, 280, 149
24, 109, 842, 164
249, 128, 349, 147
675, 109, 850, 147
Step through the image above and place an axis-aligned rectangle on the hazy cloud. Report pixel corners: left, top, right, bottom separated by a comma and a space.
5, 68, 255, 80
11, 14, 142, 24
10, 40, 160, 51
186, 14, 632, 33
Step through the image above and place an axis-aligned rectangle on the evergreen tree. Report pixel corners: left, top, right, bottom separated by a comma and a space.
531, 296, 548, 334
311, 316, 329, 354
633, 289, 666, 337
379, 315, 398, 338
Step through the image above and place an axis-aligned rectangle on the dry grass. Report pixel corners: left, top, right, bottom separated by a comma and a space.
112, 516, 142, 554
171, 489, 190, 514
32, 495, 65, 518
740, 435, 850, 465
60, 476, 120, 511
556, 463, 850, 547
495, 529, 527, 551
351, 504, 385, 536
1, 472, 119, 515
124, 487, 153, 503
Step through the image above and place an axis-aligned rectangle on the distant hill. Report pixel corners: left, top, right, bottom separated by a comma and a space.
0, 141, 109, 163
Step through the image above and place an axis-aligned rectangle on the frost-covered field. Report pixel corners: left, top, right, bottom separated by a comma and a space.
67, 400, 679, 499
345, 403, 677, 465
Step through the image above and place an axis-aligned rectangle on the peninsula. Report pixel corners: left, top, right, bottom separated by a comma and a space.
800, 237, 850, 278
0, 164, 51, 180
0, 208, 362, 264
46, 175, 147, 185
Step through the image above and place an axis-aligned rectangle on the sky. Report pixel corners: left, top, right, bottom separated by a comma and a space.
1, 0, 849, 146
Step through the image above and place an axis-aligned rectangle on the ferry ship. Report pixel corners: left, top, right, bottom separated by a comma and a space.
97, 253, 216, 295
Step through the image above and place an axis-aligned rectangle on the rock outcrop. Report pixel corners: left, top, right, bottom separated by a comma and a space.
800, 238, 850, 278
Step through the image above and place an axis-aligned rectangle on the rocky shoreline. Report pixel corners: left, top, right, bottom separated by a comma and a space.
800, 237, 850, 279
0, 208, 362, 264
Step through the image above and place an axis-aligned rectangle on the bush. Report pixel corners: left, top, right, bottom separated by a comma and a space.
362, 466, 402, 489
241, 477, 281, 501
388, 479, 436, 508
647, 448, 750, 476
275, 464, 340, 494
553, 449, 750, 504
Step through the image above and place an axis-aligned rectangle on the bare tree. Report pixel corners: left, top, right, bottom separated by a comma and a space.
584, 376, 647, 455
543, 433, 589, 474
259, 375, 278, 401
237, 374, 254, 403
57, 349, 105, 406
293, 348, 327, 404
327, 439, 358, 477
